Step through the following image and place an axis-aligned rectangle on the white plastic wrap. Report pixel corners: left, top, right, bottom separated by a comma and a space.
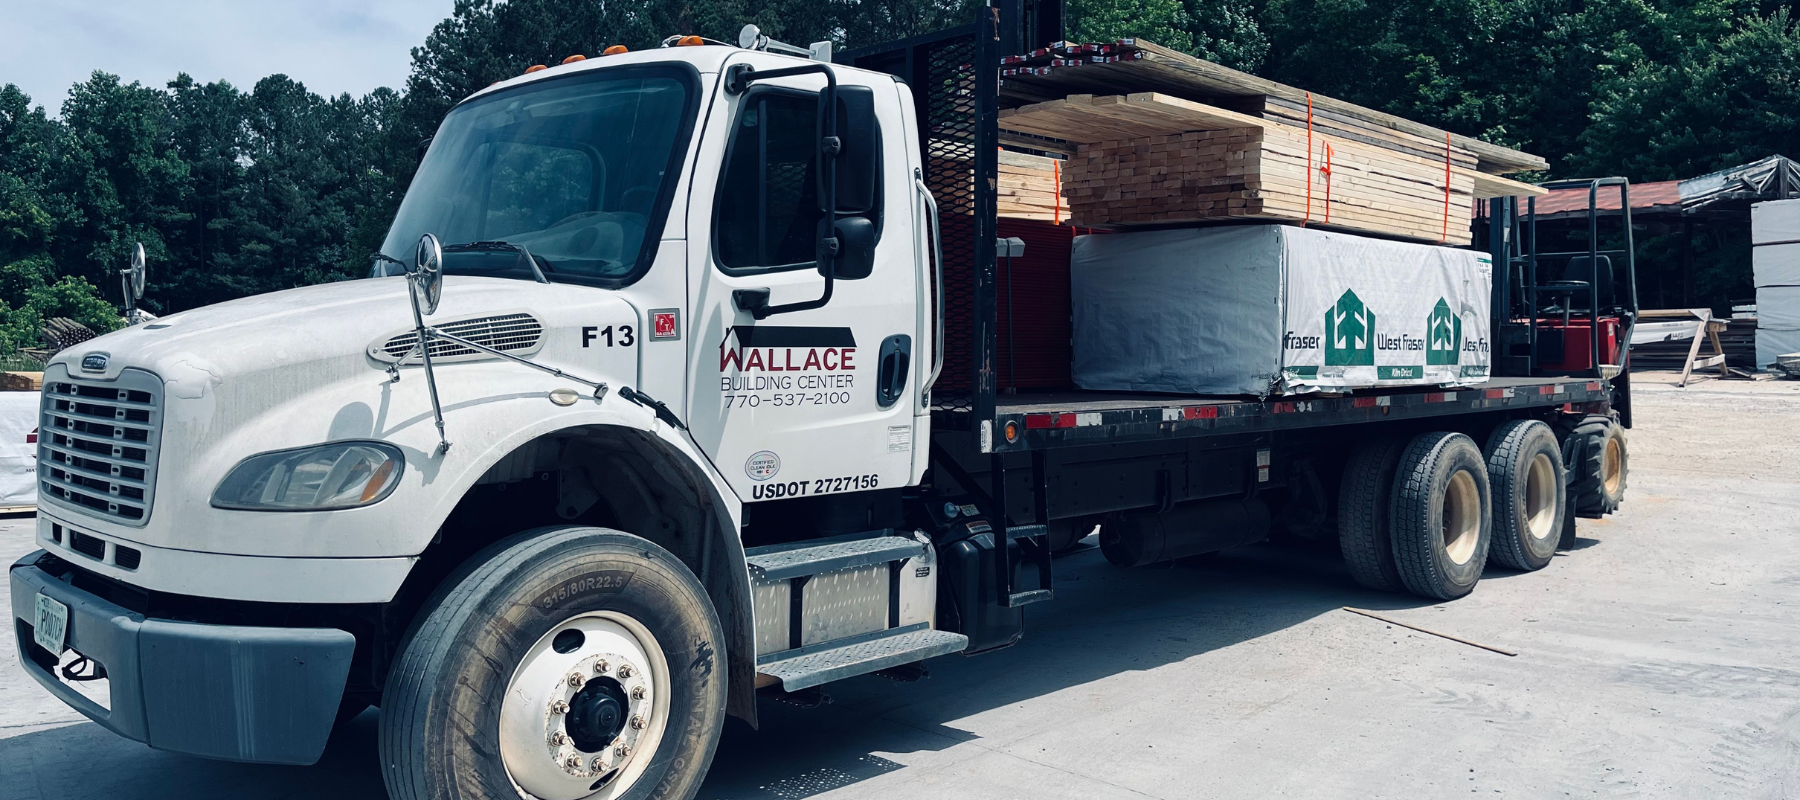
1757, 326, 1800, 369
1756, 286, 1800, 330
1751, 199, 1800, 246
1071, 225, 1492, 396
1753, 242, 1800, 287
0, 392, 38, 507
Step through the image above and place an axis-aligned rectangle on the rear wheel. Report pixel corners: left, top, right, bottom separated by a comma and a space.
1046, 516, 1099, 554
381, 526, 725, 800
1337, 436, 1408, 592
1484, 420, 1566, 571
1391, 432, 1492, 600
1564, 415, 1627, 518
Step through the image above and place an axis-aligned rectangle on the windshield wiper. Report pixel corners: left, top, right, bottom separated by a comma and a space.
369, 252, 407, 277
442, 240, 551, 284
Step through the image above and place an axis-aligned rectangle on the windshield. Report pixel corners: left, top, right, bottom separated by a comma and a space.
378, 66, 697, 287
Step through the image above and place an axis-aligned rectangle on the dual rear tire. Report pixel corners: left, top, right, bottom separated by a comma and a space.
1340, 431, 1492, 599
1340, 419, 1582, 600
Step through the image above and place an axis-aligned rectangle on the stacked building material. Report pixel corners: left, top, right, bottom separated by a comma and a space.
994, 41, 1546, 245
997, 149, 1065, 222
1752, 199, 1800, 367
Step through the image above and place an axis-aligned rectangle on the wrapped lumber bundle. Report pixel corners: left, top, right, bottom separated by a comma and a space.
1070, 225, 1493, 396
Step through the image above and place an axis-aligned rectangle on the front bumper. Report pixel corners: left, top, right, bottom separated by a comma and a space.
10, 550, 356, 765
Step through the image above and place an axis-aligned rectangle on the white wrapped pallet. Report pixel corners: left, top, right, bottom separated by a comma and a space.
1751, 198, 1800, 246
1753, 242, 1800, 287
1071, 225, 1492, 396
1757, 326, 1800, 370
1757, 286, 1800, 329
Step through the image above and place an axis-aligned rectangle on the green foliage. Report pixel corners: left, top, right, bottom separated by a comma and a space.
0, 0, 1795, 344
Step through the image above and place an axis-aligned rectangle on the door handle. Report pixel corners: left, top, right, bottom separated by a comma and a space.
876, 334, 912, 408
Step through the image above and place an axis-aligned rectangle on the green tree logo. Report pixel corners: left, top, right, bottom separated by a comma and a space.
1426, 298, 1462, 365
1325, 289, 1376, 366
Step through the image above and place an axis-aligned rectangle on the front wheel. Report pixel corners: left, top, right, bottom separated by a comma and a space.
381, 526, 726, 800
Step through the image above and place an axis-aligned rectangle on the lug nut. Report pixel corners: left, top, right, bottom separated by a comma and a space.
617, 664, 634, 679
551, 731, 569, 746
550, 700, 569, 715
564, 754, 583, 770
591, 756, 607, 770
568, 672, 585, 688
630, 715, 647, 730
631, 685, 647, 700
594, 659, 609, 674
615, 743, 632, 758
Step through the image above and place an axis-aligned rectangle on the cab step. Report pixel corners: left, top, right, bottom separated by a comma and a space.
756, 624, 968, 691
745, 531, 927, 581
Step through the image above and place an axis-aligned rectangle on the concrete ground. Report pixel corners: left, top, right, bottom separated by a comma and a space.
4, 372, 1799, 799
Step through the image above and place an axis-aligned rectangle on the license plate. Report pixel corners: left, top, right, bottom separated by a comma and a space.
33, 593, 68, 655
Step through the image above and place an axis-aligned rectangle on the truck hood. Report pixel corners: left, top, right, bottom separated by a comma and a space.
59, 276, 628, 392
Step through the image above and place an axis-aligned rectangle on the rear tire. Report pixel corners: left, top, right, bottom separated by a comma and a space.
1563, 415, 1627, 518
380, 526, 726, 800
1046, 516, 1099, 554
1391, 432, 1492, 600
1337, 436, 1408, 592
1484, 420, 1566, 571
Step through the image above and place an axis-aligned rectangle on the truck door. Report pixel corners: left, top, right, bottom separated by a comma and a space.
685, 56, 922, 503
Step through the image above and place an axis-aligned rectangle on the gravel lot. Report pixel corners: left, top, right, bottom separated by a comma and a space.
4, 372, 1798, 799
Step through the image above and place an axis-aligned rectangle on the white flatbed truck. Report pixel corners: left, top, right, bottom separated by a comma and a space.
11, 10, 1633, 800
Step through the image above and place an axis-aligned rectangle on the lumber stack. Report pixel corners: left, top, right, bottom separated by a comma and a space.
991, 41, 1548, 245
998, 39, 1547, 176
1017, 94, 1481, 244
997, 150, 1065, 222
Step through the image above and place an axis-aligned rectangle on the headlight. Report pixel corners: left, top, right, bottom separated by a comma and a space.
212, 441, 404, 511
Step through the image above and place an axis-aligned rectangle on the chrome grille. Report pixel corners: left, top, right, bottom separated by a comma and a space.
39, 366, 164, 526
375, 312, 544, 364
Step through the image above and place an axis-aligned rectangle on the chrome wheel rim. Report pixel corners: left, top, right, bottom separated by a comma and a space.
500, 610, 672, 800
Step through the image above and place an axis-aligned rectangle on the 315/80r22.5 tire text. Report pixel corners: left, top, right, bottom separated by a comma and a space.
381, 526, 726, 800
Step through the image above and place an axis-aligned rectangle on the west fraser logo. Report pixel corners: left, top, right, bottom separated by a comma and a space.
1324, 290, 1375, 366
1426, 298, 1461, 366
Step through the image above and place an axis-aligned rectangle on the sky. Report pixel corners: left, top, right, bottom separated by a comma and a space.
1, 0, 452, 112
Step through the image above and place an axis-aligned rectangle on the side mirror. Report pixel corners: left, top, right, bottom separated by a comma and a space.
413, 233, 444, 316
416, 136, 434, 164
818, 216, 876, 280
830, 86, 879, 215
125, 242, 146, 301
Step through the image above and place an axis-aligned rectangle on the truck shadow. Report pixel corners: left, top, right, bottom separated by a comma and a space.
0, 542, 1432, 800
697, 540, 1438, 799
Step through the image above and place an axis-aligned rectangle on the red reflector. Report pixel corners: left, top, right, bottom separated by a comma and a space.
1352, 397, 1379, 408
1538, 385, 1555, 395
1586, 381, 1601, 391
1484, 389, 1505, 399
1183, 406, 1218, 419
25, 427, 36, 444
1273, 402, 1296, 413
1425, 393, 1449, 403
1025, 413, 1076, 429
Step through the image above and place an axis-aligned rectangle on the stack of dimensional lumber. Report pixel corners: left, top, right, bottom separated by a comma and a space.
997, 149, 1065, 221
997, 39, 1546, 177
1003, 93, 1499, 244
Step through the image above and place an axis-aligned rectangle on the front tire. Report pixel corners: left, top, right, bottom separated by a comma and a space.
381, 526, 726, 800
1391, 432, 1492, 600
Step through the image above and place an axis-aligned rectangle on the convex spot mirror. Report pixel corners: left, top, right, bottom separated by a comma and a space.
829, 85, 878, 215
818, 216, 876, 280
413, 233, 444, 315
125, 242, 146, 300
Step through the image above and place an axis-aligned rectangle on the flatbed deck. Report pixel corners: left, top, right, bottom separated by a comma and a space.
936, 377, 1611, 452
